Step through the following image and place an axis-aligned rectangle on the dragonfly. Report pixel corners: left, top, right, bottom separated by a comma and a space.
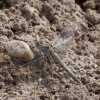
30, 20, 81, 84
13, 19, 82, 84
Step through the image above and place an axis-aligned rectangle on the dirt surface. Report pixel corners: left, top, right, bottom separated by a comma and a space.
0, 0, 100, 100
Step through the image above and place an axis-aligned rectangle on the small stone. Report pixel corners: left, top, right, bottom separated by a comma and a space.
88, 34, 97, 42
12, 22, 22, 32
96, 82, 100, 87
0, 10, 9, 22
38, 78, 42, 82
89, 55, 94, 60
85, 9, 100, 25
22, 3, 38, 19
20, 90, 30, 95
81, 75, 89, 84
6, 40, 34, 62
60, 78, 66, 84
92, 64, 98, 68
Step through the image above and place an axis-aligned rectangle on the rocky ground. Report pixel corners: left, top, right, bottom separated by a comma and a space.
0, 0, 100, 100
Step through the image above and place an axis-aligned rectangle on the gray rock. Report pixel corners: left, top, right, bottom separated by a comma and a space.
6, 40, 34, 62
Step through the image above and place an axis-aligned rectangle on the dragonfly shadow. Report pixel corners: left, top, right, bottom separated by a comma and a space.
11, 46, 55, 83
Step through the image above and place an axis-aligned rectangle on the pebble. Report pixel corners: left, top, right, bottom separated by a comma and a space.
20, 90, 30, 95
38, 78, 42, 82
96, 82, 100, 87
88, 34, 97, 42
6, 40, 34, 62
85, 9, 100, 25
22, 3, 39, 19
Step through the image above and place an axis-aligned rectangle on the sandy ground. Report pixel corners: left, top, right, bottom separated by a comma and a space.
0, 0, 100, 100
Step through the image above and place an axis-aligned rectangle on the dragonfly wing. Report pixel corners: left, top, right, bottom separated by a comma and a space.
52, 22, 77, 48
21, 56, 45, 69
52, 28, 75, 48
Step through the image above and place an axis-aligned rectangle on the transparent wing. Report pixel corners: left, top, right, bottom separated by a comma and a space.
21, 56, 45, 68
52, 21, 77, 48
